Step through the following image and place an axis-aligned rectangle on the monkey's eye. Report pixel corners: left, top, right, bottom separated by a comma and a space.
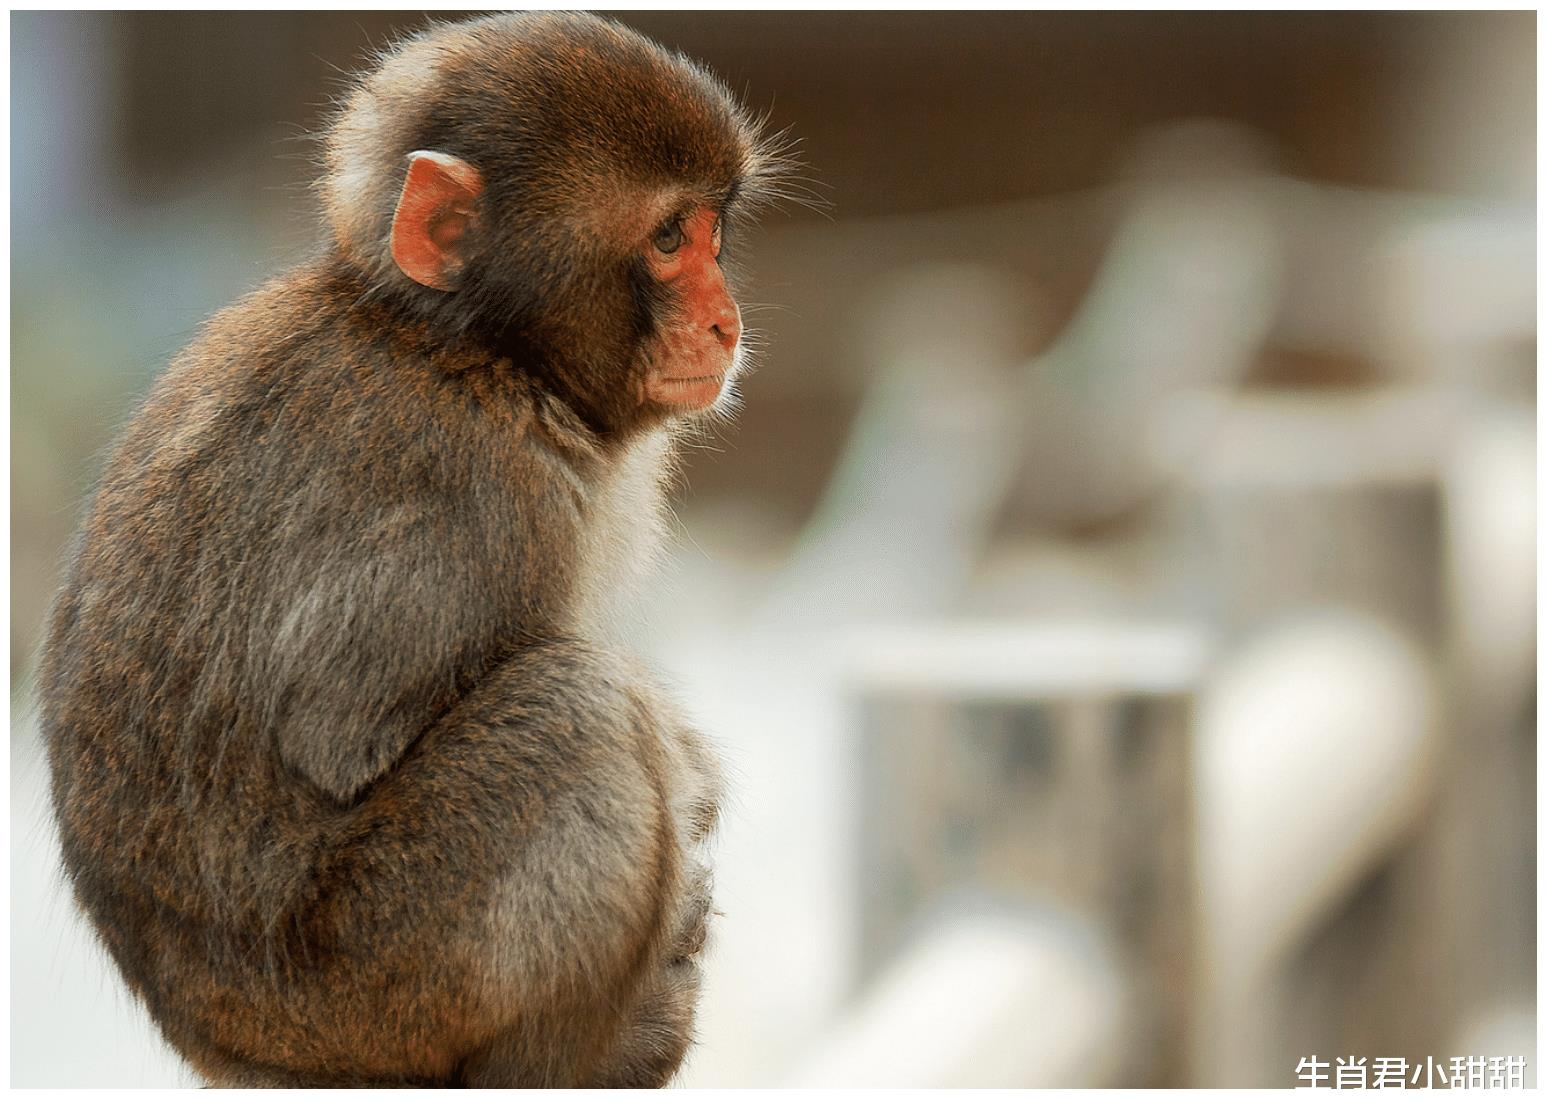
652, 220, 685, 255
711, 218, 723, 257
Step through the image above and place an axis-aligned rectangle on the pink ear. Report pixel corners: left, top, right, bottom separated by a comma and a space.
390, 151, 485, 291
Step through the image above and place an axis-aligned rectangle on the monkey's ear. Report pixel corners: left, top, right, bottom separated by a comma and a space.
390, 151, 484, 291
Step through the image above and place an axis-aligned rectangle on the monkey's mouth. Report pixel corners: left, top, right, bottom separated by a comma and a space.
647, 372, 726, 410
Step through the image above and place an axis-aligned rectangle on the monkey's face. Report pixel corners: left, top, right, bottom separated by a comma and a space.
330, 12, 794, 432
638, 207, 742, 413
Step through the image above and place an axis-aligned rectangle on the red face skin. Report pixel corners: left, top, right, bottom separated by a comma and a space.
642, 207, 742, 411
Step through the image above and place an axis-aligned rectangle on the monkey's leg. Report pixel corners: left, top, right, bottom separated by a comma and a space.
166, 639, 692, 1087
324, 638, 694, 1088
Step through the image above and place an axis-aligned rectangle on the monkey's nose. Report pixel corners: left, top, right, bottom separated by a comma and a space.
710, 306, 741, 351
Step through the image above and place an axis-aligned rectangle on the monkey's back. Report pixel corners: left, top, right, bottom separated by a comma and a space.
38, 261, 635, 1081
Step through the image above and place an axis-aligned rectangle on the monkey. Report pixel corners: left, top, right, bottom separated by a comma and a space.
37, 12, 792, 1087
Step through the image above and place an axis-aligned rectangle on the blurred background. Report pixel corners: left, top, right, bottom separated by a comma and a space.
10, 10, 1536, 1088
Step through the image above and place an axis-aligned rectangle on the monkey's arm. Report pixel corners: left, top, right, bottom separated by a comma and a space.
230, 372, 573, 807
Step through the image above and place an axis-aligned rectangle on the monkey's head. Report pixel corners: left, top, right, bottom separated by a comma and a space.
322, 12, 793, 433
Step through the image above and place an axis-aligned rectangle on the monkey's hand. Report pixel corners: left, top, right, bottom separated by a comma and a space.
591, 858, 715, 1087
590, 699, 723, 1088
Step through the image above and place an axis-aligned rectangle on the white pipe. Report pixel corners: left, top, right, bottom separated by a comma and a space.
1444, 403, 1535, 731
786, 906, 1126, 1088
1193, 610, 1438, 1084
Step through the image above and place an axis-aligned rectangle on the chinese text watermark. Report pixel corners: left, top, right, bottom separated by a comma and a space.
1296, 1055, 1528, 1089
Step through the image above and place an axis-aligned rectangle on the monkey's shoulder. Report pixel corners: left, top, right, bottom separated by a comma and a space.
69, 262, 602, 657
117, 263, 544, 490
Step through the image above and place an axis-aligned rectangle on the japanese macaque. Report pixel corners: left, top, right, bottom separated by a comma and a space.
39, 12, 791, 1087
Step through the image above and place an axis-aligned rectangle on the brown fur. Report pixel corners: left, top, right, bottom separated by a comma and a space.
39, 12, 787, 1087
